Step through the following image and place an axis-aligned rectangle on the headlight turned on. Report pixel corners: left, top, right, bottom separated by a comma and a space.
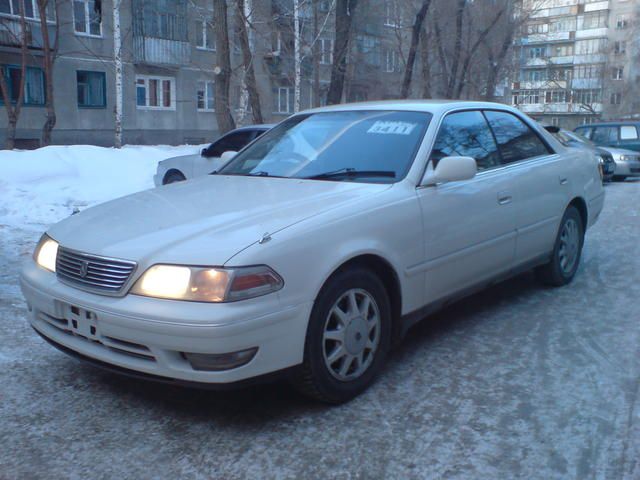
33, 235, 59, 273
131, 264, 283, 302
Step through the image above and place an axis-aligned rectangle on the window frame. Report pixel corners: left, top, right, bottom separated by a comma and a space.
76, 70, 106, 109
620, 126, 639, 141
73, 0, 102, 38
195, 17, 215, 51
135, 75, 176, 111
0, 0, 55, 22
196, 80, 215, 112
424, 108, 556, 178
0, 64, 45, 106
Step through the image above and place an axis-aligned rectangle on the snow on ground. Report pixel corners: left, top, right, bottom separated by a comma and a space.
0, 144, 202, 232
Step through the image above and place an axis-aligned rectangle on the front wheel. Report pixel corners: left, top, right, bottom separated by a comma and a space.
291, 268, 392, 404
535, 206, 584, 287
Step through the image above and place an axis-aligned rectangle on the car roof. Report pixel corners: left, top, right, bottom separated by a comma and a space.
302, 99, 518, 116
576, 121, 640, 128
234, 124, 275, 132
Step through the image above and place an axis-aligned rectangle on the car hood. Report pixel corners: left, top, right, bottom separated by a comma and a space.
48, 175, 389, 266
597, 146, 638, 157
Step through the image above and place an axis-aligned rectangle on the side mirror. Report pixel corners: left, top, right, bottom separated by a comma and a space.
220, 150, 237, 163
201, 147, 208, 157
422, 156, 477, 186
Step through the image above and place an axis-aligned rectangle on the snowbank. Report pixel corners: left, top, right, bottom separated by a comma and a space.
0, 144, 202, 231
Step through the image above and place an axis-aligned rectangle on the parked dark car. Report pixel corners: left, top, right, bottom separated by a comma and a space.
575, 122, 640, 153
545, 126, 615, 182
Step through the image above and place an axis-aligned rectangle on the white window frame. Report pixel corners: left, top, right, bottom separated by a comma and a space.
319, 38, 333, 65
384, 0, 399, 27
73, 0, 102, 38
276, 87, 292, 114
0, 0, 55, 22
136, 75, 176, 111
384, 49, 397, 73
196, 80, 215, 112
196, 17, 215, 51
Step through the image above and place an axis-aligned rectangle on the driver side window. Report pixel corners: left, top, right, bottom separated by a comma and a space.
207, 130, 255, 158
430, 111, 501, 171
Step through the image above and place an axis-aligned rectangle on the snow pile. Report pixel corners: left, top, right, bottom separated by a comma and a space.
0, 144, 202, 231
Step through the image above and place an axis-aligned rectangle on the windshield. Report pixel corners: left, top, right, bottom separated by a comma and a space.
218, 110, 432, 183
553, 129, 594, 148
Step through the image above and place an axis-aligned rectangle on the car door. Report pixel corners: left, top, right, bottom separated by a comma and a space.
483, 110, 570, 264
415, 110, 517, 303
193, 129, 257, 177
590, 126, 619, 148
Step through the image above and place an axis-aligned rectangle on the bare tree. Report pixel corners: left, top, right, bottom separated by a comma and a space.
213, 0, 236, 134
113, 0, 123, 147
236, 0, 263, 123
401, 0, 432, 98
326, 0, 358, 105
36, 0, 60, 146
0, 0, 28, 149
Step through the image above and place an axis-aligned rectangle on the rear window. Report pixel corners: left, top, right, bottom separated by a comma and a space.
591, 127, 618, 144
620, 126, 639, 140
483, 111, 552, 163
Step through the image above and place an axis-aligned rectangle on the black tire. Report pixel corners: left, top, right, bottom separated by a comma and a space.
163, 170, 186, 185
291, 267, 392, 404
535, 205, 584, 287
612, 175, 627, 182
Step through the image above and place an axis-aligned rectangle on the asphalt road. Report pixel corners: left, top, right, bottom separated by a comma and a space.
1, 181, 639, 480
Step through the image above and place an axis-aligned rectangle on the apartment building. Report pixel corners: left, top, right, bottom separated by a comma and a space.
0, 0, 406, 147
511, 0, 639, 129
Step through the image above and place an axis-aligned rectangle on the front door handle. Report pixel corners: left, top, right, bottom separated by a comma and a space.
560, 177, 568, 185
497, 191, 512, 205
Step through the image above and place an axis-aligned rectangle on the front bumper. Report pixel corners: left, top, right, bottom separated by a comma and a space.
614, 159, 640, 176
20, 261, 312, 384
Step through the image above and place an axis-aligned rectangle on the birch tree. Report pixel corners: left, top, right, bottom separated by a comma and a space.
36, 0, 59, 146
213, 0, 235, 134
236, 0, 264, 124
293, 0, 301, 111
113, 0, 123, 147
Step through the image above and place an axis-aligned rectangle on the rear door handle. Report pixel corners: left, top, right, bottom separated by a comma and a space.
560, 177, 568, 185
497, 191, 512, 205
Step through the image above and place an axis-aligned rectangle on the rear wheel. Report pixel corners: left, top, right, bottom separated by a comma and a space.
163, 170, 186, 185
535, 206, 584, 287
292, 268, 392, 404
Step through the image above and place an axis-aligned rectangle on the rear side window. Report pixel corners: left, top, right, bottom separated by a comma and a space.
430, 111, 501, 170
575, 127, 593, 139
483, 111, 552, 164
620, 126, 639, 140
208, 130, 255, 157
591, 127, 618, 144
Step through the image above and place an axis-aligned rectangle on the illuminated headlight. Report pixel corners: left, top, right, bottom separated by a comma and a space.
130, 264, 283, 302
33, 234, 59, 272
620, 155, 632, 162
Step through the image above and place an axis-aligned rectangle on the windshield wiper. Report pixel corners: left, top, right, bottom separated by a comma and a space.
304, 168, 396, 181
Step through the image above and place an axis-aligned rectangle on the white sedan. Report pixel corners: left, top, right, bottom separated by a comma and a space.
21, 101, 605, 403
153, 124, 273, 186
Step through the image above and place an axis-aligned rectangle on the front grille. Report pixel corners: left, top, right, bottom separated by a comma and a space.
56, 247, 137, 295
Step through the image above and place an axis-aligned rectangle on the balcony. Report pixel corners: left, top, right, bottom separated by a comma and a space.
133, 37, 191, 66
0, 17, 56, 50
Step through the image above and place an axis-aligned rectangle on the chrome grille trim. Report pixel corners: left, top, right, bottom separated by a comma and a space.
56, 247, 137, 295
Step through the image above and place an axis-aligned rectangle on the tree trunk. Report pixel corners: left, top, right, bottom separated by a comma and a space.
326, 0, 358, 105
293, 0, 301, 112
0, 2, 28, 149
37, 0, 57, 146
483, 28, 514, 101
445, 0, 466, 98
113, 0, 123, 147
420, 27, 432, 98
401, 0, 432, 99
236, 0, 263, 124
213, 0, 236, 134
312, 0, 320, 107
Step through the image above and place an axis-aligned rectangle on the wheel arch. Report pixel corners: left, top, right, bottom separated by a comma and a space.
163, 168, 186, 184
568, 196, 588, 230
321, 254, 403, 345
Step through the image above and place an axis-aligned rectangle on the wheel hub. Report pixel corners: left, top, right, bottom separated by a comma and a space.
344, 316, 368, 355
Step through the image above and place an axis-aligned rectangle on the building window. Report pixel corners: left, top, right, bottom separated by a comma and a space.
276, 87, 293, 114
384, 49, 398, 73
610, 93, 622, 105
614, 41, 627, 55
196, 81, 214, 111
196, 18, 215, 50
545, 90, 569, 104
581, 11, 608, 30
616, 14, 630, 30
384, 0, 399, 27
573, 89, 601, 105
517, 90, 540, 105
77, 71, 106, 108
0, 65, 45, 105
550, 117, 560, 127
0, 0, 55, 21
319, 38, 333, 65
612, 67, 624, 80
528, 47, 546, 59
136, 75, 175, 110
73, 0, 102, 37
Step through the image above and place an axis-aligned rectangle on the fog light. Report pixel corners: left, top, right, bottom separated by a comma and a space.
182, 347, 258, 371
